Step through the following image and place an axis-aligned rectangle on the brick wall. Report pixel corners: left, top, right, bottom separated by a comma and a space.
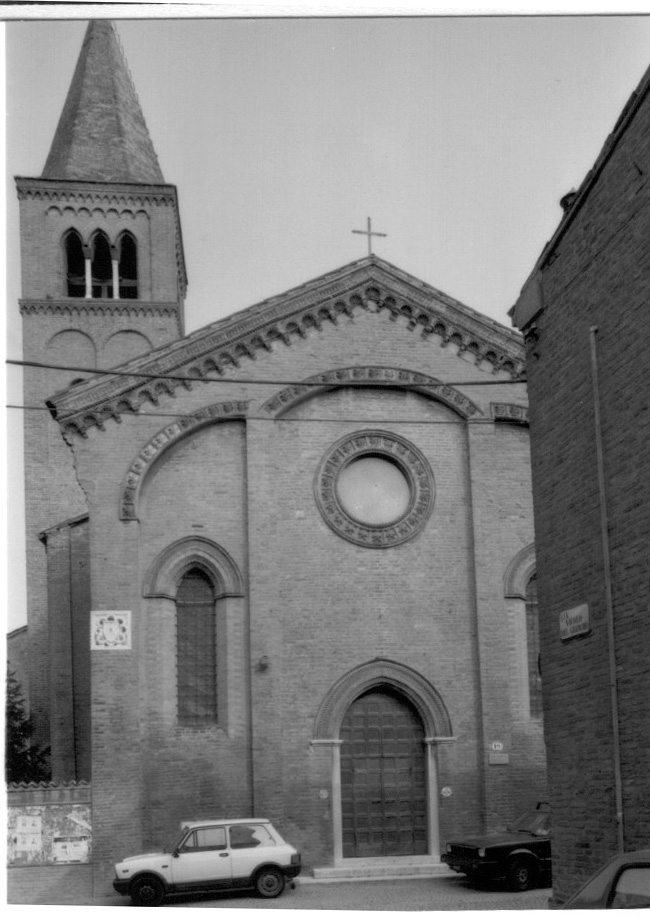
513, 69, 650, 905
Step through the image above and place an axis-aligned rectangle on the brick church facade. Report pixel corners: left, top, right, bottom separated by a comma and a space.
13, 21, 545, 892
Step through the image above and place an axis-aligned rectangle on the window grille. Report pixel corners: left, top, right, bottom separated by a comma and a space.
525, 574, 543, 718
176, 568, 217, 724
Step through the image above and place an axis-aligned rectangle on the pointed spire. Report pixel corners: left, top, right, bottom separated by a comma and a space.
42, 20, 164, 183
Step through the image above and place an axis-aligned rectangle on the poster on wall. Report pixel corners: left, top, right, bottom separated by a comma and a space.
7, 805, 92, 866
13, 814, 43, 857
53, 835, 91, 863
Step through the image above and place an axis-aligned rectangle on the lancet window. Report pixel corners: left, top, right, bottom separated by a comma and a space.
117, 232, 138, 299
526, 573, 543, 718
65, 230, 86, 297
176, 568, 218, 724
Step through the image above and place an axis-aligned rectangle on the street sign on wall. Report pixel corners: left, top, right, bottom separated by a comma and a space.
559, 604, 590, 641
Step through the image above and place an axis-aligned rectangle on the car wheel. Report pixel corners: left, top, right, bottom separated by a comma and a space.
255, 867, 285, 898
507, 857, 537, 892
130, 875, 165, 906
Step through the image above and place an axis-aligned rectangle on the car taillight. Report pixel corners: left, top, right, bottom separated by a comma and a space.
478, 848, 486, 858
291, 853, 301, 865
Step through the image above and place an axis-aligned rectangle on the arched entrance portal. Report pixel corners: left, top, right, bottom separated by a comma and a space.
312, 659, 455, 864
341, 687, 427, 857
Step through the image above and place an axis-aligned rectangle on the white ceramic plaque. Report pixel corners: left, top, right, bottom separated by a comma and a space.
91, 610, 132, 650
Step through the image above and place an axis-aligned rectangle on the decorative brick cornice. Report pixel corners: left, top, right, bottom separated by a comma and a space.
49, 258, 523, 436
7, 780, 91, 790
490, 402, 529, 425
20, 298, 182, 322
118, 400, 248, 520
16, 177, 177, 207
262, 366, 483, 419
7, 780, 92, 808
21, 297, 184, 338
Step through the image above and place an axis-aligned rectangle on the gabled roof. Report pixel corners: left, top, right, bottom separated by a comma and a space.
48, 255, 525, 437
42, 20, 164, 183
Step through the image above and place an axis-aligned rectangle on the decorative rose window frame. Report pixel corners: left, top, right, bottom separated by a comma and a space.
314, 430, 435, 548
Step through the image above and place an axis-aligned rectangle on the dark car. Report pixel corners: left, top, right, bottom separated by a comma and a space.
442, 803, 551, 892
562, 848, 650, 909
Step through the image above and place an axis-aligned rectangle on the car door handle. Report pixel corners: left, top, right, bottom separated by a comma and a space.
219, 852, 229, 857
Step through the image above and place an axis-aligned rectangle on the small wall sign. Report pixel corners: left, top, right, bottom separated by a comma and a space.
441, 786, 452, 797
91, 611, 132, 650
559, 604, 590, 641
490, 741, 504, 752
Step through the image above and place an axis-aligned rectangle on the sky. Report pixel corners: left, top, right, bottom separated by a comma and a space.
4, 6, 650, 630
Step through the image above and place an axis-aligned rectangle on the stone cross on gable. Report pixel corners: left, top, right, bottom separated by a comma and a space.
352, 217, 387, 255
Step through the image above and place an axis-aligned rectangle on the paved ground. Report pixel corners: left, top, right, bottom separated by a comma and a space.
7, 867, 551, 909
163, 877, 551, 910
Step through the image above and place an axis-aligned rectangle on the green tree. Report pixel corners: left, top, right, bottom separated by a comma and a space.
5, 666, 50, 784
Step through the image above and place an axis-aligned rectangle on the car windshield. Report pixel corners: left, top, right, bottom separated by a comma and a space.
170, 826, 191, 852
508, 809, 550, 836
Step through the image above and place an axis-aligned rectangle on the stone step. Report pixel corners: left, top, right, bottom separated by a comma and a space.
310, 857, 453, 881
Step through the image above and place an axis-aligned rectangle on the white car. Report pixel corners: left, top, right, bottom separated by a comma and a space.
113, 817, 302, 906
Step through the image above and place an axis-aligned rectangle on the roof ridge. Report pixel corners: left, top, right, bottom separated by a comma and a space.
47, 258, 525, 436
109, 21, 165, 180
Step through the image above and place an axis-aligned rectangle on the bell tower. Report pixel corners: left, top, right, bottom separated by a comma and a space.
17, 19, 186, 377
16, 20, 187, 778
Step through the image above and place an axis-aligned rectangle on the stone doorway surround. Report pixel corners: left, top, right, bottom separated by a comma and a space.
311, 659, 455, 877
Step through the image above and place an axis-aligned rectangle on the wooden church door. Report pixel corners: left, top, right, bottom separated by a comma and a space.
340, 687, 427, 857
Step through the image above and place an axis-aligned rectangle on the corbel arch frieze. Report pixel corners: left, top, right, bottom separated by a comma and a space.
118, 401, 248, 520
143, 536, 244, 599
18, 184, 175, 209
490, 402, 530, 426
260, 366, 483, 420
150, 282, 522, 387
313, 658, 454, 741
504, 542, 536, 599
46, 202, 145, 225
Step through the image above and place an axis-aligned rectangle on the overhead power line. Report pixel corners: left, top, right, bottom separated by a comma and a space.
5, 403, 526, 427
6, 358, 526, 387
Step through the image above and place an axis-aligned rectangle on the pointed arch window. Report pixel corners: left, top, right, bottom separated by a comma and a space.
118, 232, 138, 299
65, 230, 86, 297
91, 231, 113, 298
176, 568, 217, 724
525, 573, 543, 719
63, 229, 139, 299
